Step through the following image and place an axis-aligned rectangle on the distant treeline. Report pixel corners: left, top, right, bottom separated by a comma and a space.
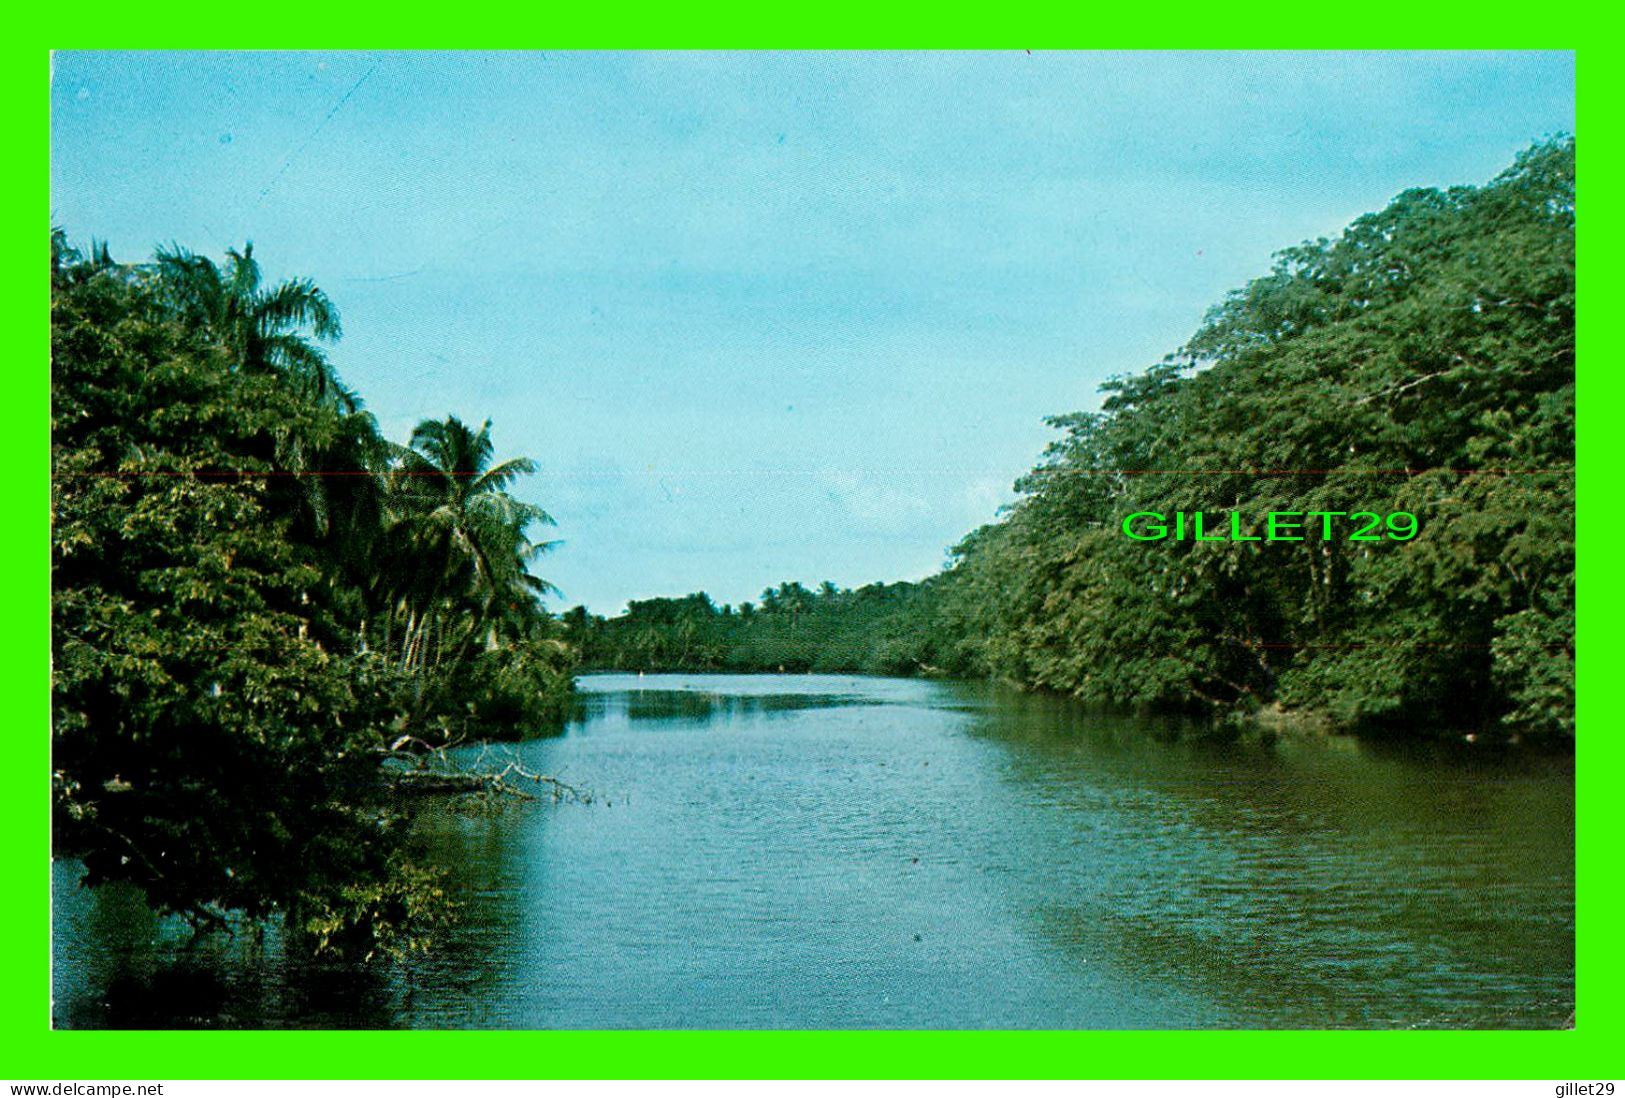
574, 137, 1575, 742
565, 579, 961, 677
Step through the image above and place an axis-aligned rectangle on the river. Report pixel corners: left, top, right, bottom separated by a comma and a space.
52, 673, 1575, 1028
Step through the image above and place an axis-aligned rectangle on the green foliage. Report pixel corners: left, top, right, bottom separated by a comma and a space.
51, 234, 574, 957
573, 578, 954, 677
443, 636, 577, 732
294, 856, 460, 964
938, 138, 1574, 740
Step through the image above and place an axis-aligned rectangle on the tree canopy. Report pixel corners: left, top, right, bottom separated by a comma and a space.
51, 234, 572, 956
937, 137, 1574, 739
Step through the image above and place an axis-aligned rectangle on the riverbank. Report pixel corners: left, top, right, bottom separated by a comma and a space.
570, 666, 1568, 752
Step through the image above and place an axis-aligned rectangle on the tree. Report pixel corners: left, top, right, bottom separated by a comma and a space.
154, 242, 344, 405
51, 238, 418, 947
382, 416, 557, 680
942, 137, 1575, 738
52, 235, 574, 960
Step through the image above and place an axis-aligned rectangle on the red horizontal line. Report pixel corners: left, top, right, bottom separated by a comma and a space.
49, 468, 1576, 478
51, 470, 475, 477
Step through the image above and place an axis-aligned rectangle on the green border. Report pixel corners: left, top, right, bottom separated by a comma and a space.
12, 29, 1612, 1080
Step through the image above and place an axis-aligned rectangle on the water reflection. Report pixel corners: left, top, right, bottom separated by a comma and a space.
958, 688, 1574, 1028
589, 688, 878, 728
52, 865, 404, 1029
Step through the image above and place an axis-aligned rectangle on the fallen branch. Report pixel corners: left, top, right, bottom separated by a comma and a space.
387, 760, 592, 804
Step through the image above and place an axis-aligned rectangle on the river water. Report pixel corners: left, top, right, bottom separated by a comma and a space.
52, 673, 1575, 1029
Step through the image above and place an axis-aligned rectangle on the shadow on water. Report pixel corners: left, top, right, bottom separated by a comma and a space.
52, 866, 404, 1029
572, 687, 882, 730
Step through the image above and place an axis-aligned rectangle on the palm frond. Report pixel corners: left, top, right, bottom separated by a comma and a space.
225, 243, 261, 301
257, 278, 341, 342
470, 456, 538, 496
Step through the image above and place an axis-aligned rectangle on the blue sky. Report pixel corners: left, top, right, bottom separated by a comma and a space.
50, 51, 1575, 614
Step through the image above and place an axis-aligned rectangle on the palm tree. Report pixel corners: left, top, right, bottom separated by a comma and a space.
384, 416, 556, 675
774, 581, 813, 630
152, 242, 375, 564
51, 229, 116, 286
154, 242, 344, 405
302, 401, 394, 575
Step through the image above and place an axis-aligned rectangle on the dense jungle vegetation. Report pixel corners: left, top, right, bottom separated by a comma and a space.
579, 138, 1574, 742
51, 137, 1573, 960
563, 580, 947, 676
51, 232, 572, 956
